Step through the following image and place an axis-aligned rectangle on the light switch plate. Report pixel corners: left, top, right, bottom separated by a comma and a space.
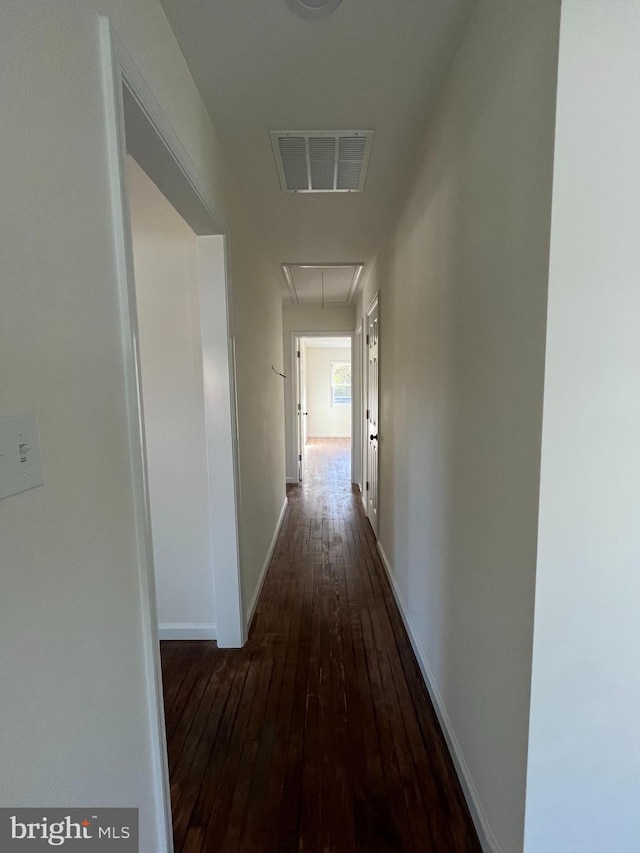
0, 415, 45, 500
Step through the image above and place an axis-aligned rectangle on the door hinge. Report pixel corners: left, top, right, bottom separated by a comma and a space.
366, 481, 370, 491
365, 409, 369, 420
366, 334, 370, 346
298, 454, 302, 462
297, 403, 301, 411
297, 350, 300, 358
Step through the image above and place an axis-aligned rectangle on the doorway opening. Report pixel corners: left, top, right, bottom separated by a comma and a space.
294, 334, 353, 485
126, 155, 218, 643
102, 18, 244, 849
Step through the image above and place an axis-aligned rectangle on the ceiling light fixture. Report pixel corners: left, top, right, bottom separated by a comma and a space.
298, 0, 341, 8
287, 0, 344, 19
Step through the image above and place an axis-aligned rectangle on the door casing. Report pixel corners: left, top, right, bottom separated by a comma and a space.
365, 294, 379, 535
289, 331, 356, 482
352, 322, 363, 491
101, 16, 244, 850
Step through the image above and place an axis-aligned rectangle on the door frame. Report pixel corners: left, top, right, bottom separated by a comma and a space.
289, 331, 356, 482
364, 293, 379, 533
295, 336, 307, 481
352, 322, 364, 492
101, 18, 244, 850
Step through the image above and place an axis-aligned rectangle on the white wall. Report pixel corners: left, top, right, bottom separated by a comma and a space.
232, 244, 287, 613
197, 236, 244, 647
305, 346, 351, 438
0, 3, 285, 849
524, 2, 640, 850
356, 2, 560, 850
282, 304, 355, 481
128, 156, 216, 637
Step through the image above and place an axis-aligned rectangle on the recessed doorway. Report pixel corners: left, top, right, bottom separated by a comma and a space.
294, 335, 353, 483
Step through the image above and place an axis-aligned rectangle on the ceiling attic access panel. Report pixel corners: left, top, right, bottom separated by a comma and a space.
282, 264, 363, 304
270, 131, 374, 192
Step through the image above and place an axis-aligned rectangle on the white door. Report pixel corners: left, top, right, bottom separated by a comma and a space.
296, 339, 308, 481
352, 324, 363, 489
366, 296, 379, 534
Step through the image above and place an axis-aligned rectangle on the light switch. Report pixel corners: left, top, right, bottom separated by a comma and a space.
0, 415, 45, 500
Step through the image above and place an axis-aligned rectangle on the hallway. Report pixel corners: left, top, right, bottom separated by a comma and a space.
161, 439, 481, 852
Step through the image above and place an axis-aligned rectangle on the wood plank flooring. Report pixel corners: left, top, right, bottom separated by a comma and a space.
161, 438, 481, 852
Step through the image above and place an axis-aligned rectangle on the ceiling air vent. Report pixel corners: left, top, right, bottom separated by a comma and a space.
270, 131, 374, 193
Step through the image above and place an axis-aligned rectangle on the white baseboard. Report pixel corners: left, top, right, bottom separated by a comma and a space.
286, 476, 299, 484
246, 496, 288, 631
376, 541, 501, 853
158, 623, 216, 640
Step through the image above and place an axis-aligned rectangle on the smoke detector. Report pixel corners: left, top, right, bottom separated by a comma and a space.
270, 130, 374, 193
287, 0, 344, 17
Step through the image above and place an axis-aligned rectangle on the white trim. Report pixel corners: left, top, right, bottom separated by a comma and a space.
352, 322, 363, 490
376, 541, 501, 853
282, 264, 298, 303
289, 331, 355, 483
109, 29, 227, 234
100, 16, 243, 851
365, 290, 379, 319
158, 623, 217, 641
359, 313, 367, 496
197, 236, 244, 649
286, 476, 299, 484
101, 35, 244, 645
364, 292, 379, 536
347, 265, 364, 303
100, 19, 172, 853
246, 497, 288, 632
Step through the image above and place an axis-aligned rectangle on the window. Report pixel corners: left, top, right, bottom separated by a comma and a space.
331, 361, 351, 406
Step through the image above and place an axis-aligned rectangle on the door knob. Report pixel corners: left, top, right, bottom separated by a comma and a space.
370, 434, 378, 441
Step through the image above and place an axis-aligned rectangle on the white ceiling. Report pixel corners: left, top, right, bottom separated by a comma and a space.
159, 0, 474, 296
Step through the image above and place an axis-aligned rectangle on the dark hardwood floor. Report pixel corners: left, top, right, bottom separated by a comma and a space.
160, 438, 481, 852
